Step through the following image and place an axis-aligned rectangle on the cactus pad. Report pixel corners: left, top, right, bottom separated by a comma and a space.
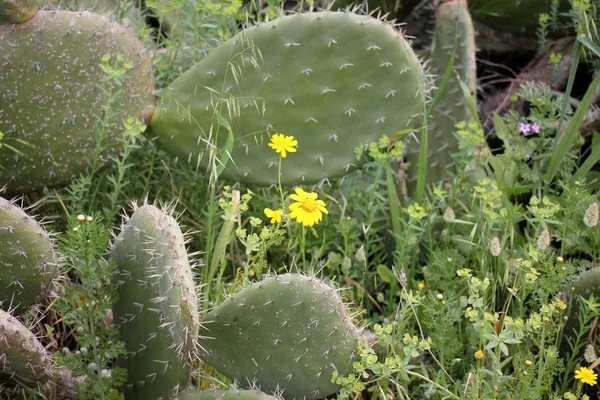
176, 389, 281, 400
0, 10, 154, 194
0, 309, 53, 389
199, 274, 364, 400
0, 196, 59, 314
151, 11, 426, 185
405, 0, 476, 189
111, 204, 198, 400
562, 267, 600, 351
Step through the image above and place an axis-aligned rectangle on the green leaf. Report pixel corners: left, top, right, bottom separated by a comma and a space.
578, 34, 600, 58
574, 132, 600, 180
493, 112, 509, 143
499, 342, 509, 356
376, 264, 396, 284
458, 77, 481, 128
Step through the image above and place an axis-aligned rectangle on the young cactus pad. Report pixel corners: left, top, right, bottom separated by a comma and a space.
151, 11, 426, 185
175, 389, 281, 400
0, 10, 154, 194
110, 204, 199, 400
0, 196, 58, 314
199, 274, 364, 400
0, 309, 53, 389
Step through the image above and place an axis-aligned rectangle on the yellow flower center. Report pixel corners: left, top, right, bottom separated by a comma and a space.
302, 198, 318, 213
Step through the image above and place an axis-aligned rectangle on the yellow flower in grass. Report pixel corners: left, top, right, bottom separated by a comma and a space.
575, 367, 598, 386
268, 133, 297, 158
289, 188, 328, 227
264, 208, 283, 224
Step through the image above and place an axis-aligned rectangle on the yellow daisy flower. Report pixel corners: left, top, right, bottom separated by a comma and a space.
575, 367, 598, 386
288, 188, 328, 227
264, 208, 283, 224
268, 133, 297, 158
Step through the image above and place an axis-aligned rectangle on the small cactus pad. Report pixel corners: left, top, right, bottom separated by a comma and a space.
176, 389, 281, 400
151, 11, 426, 185
0, 309, 53, 389
0, 196, 58, 314
0, 0, 37, 23
111, 204, 198, 400
0, 10, 154, 194
406, 0, 476, 189
199, 274, 364, 400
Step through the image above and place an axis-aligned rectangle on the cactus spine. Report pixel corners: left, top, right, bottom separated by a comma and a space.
110, 204, 199, 400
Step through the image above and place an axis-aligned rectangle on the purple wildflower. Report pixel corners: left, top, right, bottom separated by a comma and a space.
519, 122, 531, 135
532, 123, 540, 133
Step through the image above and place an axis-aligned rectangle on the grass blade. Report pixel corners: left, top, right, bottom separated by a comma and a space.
545, 46, 600, 182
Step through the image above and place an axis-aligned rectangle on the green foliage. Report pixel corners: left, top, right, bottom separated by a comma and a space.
54, 213, 128, 399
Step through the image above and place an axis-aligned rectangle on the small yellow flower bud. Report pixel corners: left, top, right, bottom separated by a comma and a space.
474, 349, 484, 360
72, 226, 79, 232
417, 282, 425, 290
557, 256, 564, 263
525, 360, 533, 366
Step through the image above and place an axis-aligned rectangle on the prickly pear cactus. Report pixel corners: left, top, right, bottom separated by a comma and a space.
0, 10, 154, 194
151, 11, 426, 186
0, 0, 37, 23
0, 309, 53, 389
199, 274, 364, 400
562, 267, 600, 353
111, 204, 199, 400
0, 196, 59, 314
405, 0, 476, 190
176, 389, 281, 400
